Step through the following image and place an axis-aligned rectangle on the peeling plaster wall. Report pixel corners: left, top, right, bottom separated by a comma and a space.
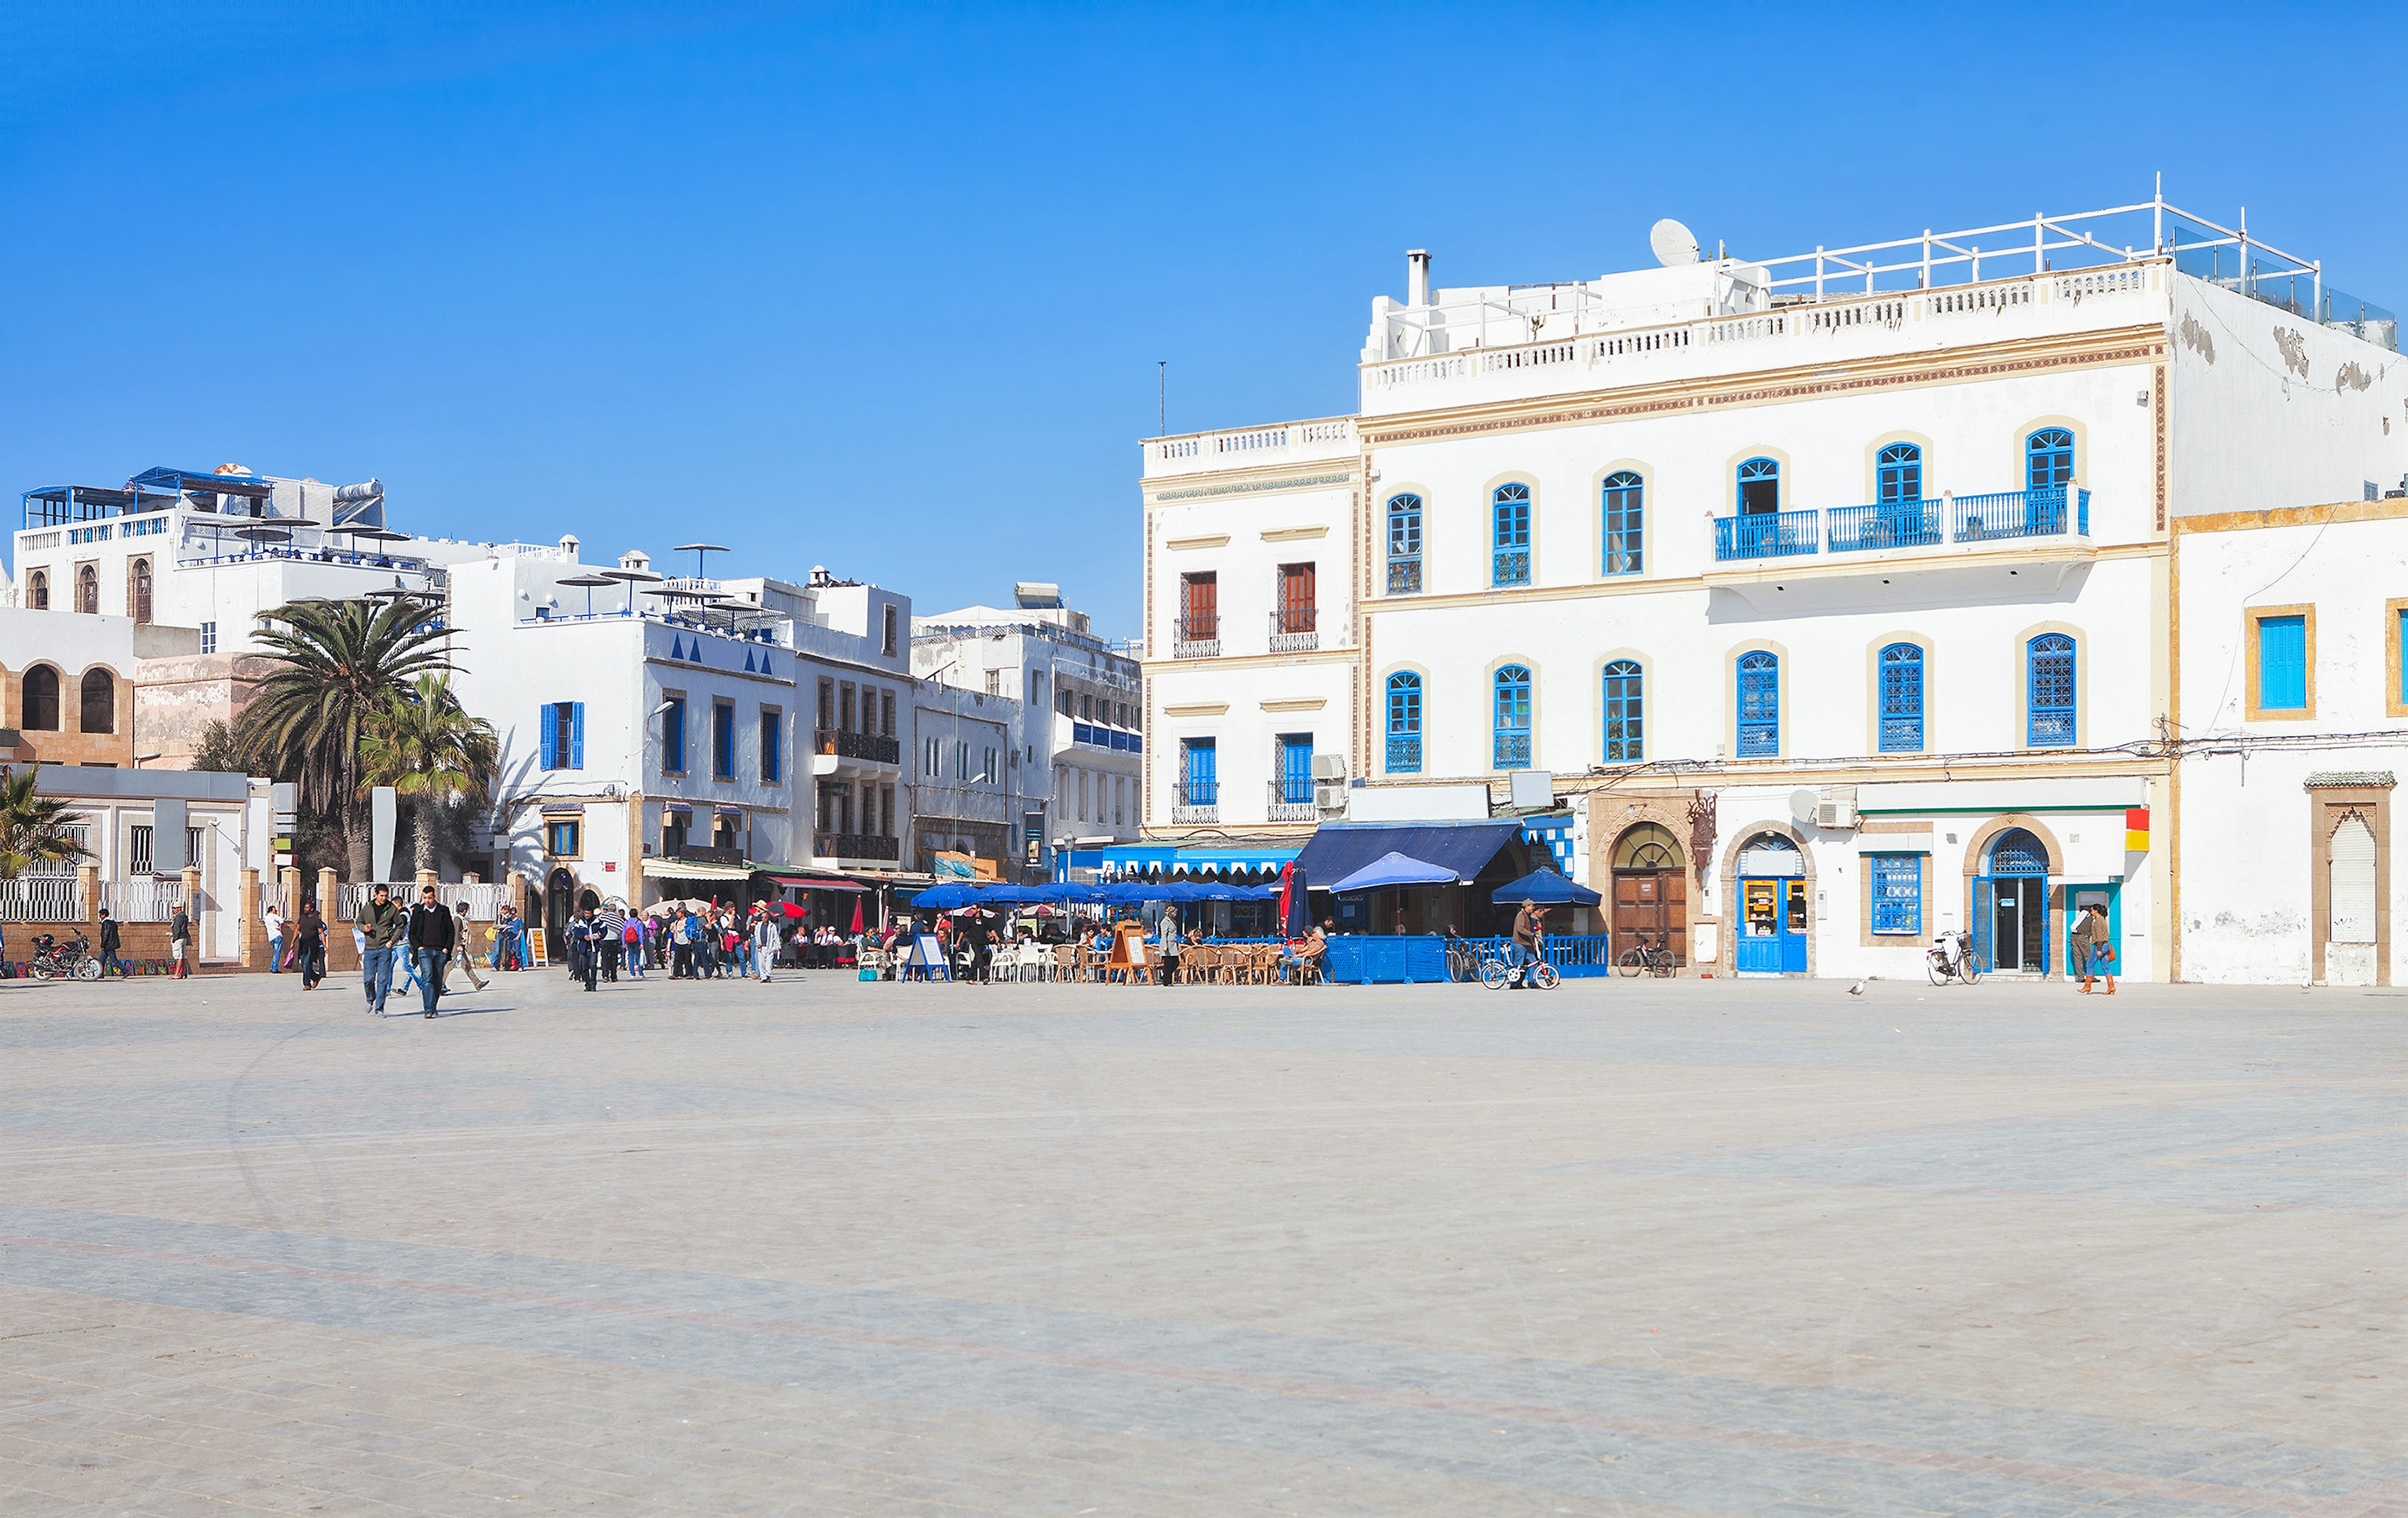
2168, 276, 2408, 516
132, 654, 272, 768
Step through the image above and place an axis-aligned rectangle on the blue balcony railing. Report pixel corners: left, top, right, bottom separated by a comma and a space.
1715, 489, 2093, 563
1713, 509, 1820, 561
1955, 486, 2087, 543
1493, 731, 1531, 770
1827, 501, 1943, 553
1386, 734, 1422, 773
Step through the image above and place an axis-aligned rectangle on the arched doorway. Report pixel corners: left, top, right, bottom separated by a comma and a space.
1735, 832, 1807, 974
2326, 812, 2377, 985
1611, 822, 1686, 966
1977, 828, 2050, 974
545, 867, 576, 964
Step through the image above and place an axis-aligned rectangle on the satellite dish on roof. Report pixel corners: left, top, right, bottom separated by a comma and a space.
1649, 218, 1701, 267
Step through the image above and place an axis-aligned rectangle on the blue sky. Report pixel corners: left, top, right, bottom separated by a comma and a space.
4, 2, 2400, 638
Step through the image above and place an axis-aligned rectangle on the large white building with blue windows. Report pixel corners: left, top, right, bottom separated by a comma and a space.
1140, 189, 2408, 981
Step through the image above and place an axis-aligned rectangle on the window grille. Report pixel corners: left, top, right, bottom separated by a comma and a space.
1878, 642, 1924, 752
1736, 652, 1779, 756
1492, 665, 1531, 768
1602, 659, 1642, 762
1385, 672, 1422, 773
1870, 854, 1921, 935
2027, 635, 2076, 746
1386, 494, 1423, 593
1492, 484, 1531, 587
1601, 472, 1642, 575
1988, 829, 2047, 875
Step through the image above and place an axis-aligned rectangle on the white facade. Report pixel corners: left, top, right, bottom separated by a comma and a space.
908, 682, 1017, 874
1141, 193, 2407, 980
911, 587, 1141, 869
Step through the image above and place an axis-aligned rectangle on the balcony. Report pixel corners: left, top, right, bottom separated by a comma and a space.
815, 831, 899, 861
813, 728, 900, 765
1714, 488, 2090, 563
1269, 607, 1318, 654
1069, 720, 1142, 755
1171, 781, 1218, 825
1173, 615, 1220, 660
1266, 782, 1317, 824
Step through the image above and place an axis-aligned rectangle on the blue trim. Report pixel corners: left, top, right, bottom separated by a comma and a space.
1492, 483, 1531, 586
1602, 659, 1642, 762
2027, 634, 2076, 746
2256, 613, 2308, 711
1878, 642, 1924, 753
1736, 651, 1778, 757
1385, 671, 1422, 774
1601, 470, 1642, 575
2027, 428, 2075, 489
1869, 853, 1921, 935
1876, 442, 1922, 504
1492, 664, 1531, 769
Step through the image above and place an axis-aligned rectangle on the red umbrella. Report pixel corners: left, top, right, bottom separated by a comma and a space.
777, 901, 805, 919
850, 896, 863, 933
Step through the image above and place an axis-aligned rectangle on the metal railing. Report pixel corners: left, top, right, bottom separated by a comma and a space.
1493, 731, 1531, 770
1266, 782, 1317, 824
1171, 781, 1218, 825
0, 877, 85, 922
1825, 501, 1943, 553
1173, 615, 1220, 659
1386, 734, 1422, 773
814, 728, 900, 764
1713, 510, 1821, 561
1492, 549, 1530, 586
1713, 488, 2091, 562
105, 879, 186, 922
1386, 559, 1422, 595
815, 831, 899, 861
1269, 607, 1318, 653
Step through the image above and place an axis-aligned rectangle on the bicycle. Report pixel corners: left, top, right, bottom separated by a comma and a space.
1480, 942, 1560, 990
1615, 933, 1677, 979
1926, 928, 1980, 986
1442, 932, 1482, 984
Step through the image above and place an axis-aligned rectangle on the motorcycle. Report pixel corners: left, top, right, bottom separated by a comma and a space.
28, 932, 103, 982
1925, 927, 1979, 986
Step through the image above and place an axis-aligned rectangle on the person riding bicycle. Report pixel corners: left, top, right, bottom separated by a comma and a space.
1507, 902, 1548, 989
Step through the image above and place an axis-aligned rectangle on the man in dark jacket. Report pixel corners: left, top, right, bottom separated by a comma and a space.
168, 906, 192, 978
359, 884, 407, 1016
406, 885, 457, 1018
97, 910, 124, 979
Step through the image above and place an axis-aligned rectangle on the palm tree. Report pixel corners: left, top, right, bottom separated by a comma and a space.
0, 766, 91, 883
360, 673, 500, 877
239, 595, 455, 880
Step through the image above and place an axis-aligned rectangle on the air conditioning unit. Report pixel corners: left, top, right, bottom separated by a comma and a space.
1815, 785, 1860, 831
1314, 782, 1349, 813
1311, 753, 1349, 782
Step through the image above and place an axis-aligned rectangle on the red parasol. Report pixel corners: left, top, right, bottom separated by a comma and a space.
850, 896, 863, 933
776, 901, 805, 918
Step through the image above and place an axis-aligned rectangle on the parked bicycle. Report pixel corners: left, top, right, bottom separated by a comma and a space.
28, 932, 102, 982
1442, 931, 1482, 984
1616, 933, 1677, 979
1926, 927, 1980, 986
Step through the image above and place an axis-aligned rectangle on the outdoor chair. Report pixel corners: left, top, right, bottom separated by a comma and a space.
1050, 944, 1081, 982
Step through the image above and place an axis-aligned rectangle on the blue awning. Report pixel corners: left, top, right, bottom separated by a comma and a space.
1294, 820, 1523, 889
1490, 867, 1602, 906
1328, 851, 1458, 893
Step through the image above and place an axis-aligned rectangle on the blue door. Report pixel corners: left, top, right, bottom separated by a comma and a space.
1736, 878, 1808, 973
1182, 740, 1217, 805
1279, 735, 1313, 805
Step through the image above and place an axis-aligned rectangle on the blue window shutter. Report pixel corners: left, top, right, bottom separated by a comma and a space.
570, 703, 585, 769
2258, 615, 2306, 711
540, 706, 558, 770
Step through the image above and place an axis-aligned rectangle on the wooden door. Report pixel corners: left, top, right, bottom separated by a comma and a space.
1613, 869, 1687, 965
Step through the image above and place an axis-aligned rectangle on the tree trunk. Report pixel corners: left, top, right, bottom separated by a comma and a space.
343, 795, 372, 883
414, 800, 440, 879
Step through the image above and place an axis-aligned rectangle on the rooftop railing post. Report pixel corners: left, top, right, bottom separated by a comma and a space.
2033, 213, 2044, 277
1814, 247, 1824, 300
1921, 231, 1931, 290
2314, 259, 2323, 322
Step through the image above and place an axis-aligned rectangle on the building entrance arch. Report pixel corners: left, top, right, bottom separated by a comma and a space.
1610, 822, 1686, 966
545, 868, 576, 963
1733, 831, 1807, 974
1975, 827, 2049, 974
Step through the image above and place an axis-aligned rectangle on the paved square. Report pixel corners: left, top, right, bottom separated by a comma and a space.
2, 967, 2403, 1515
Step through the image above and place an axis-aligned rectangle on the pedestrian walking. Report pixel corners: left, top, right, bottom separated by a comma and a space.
358, 884, 406, 1015
293, 898, 327, 989
97, 910, 124, 979
568, 908, 599, 992
752, 906, 780, 982
621, 913, 646, 979
452, 903, 488, 990
596, 901, 625, 983
168, 905, 193, 978
263, 903, 284, 973
405, 884, 455, 1017
2071, 901, 2117, 995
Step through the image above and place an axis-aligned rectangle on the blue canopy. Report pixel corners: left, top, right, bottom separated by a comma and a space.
1489, 868, 1602, 907
1328, 851, 1458, 894
906, 883, 986, 910
1295, 820, 1522, 891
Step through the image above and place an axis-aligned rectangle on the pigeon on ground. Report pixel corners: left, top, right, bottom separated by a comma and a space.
1847, 980, 1866, 997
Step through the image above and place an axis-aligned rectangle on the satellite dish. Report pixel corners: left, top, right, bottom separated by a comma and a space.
1650, 217, 1701, 267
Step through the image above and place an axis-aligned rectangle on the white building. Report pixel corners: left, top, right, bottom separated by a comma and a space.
1141, 190, 2407, 980
441, 555, 914, 941
911, 582, 1142, 874
909, 681, 1017, 876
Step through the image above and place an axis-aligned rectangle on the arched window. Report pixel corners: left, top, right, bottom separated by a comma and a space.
1877, 642, 1925, 753
1876, 443, 1922, 503
1492, 664, 1531, 769
77, 565, 98, 615
1386, 494, 1423, 595
1738, 457, 1780, 514
1736, 651, 1778, 757
1603, 659, 1643, 762
2027, 428, 2074, 490
1492, 484, 1531, 587
1385, 672, 1422, 774
79, 669, 115, 733
1601, 471, 1643, 575
1988, 829, 2048, 875
131, 560, 153, 624
21, 665, 60, 731
27, 570, 47, 610
2027, 634, 2076, 746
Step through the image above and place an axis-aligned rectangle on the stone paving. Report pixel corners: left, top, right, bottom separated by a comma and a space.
1, 966, 2403, 1515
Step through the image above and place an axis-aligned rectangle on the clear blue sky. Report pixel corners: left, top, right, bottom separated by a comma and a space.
5, 2, 2400, 639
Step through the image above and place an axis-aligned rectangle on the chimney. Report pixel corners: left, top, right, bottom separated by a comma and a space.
1407, 249, 1432, 307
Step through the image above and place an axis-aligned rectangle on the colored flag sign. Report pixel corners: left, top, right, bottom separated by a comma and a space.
2125, 807, 2150, 852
